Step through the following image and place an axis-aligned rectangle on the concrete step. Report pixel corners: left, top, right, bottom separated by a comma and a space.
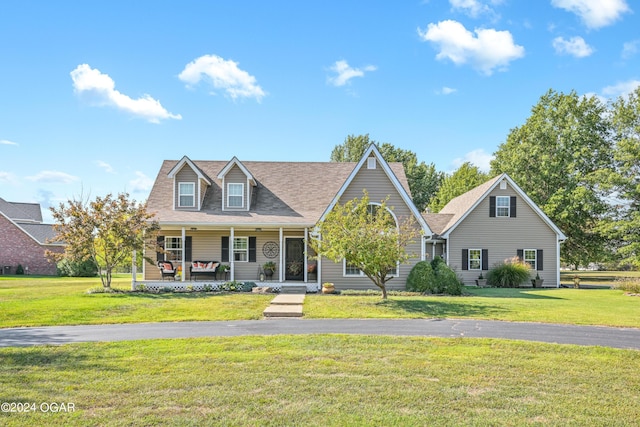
270, 294, 306, 305
263, 304, 303, 318
280, 285, 307, 294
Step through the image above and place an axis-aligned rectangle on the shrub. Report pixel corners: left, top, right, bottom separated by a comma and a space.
486, 257, 531, 288
57, 258, 98, 277
406, 257, 463, 295
613, 278, 640, 294
16, 264, 24, 275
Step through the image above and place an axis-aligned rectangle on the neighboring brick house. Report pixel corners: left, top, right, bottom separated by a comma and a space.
0, 198, 63, 275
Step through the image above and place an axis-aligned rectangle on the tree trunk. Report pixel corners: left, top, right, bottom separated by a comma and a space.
381, 286, 388, 299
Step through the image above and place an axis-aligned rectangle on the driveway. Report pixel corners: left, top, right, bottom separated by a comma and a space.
1, 318, 639, 349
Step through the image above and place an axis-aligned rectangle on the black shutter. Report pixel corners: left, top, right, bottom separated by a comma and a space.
482, 249, 488, 271
221, 236, 229, 262
156, 236, 165, 262
462, 249, 468, 270
249, 237, 257, 262
510, 196, 517, 218
537, 249, 543, 271
185, 236, 192, 262
517, 249, 524, 262
489, 196, 496, 217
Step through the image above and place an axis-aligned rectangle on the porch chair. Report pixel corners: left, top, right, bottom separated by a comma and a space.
157, 261, 177, 281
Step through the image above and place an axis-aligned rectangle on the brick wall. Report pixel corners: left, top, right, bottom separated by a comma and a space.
0, 215, 61, 275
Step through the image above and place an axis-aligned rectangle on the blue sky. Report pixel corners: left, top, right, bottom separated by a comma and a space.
1, 0, 638, 222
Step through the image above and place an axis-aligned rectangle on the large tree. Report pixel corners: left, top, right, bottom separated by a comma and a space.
331, 134, 443, 212
428, 162, 491, 212
609, 85, 640, 268
48, 193, 159, 289
491, 89, 614, 268
309, 191, 420, 299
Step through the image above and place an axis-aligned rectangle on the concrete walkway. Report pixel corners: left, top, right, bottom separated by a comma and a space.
1, 319, 639, 349
262, 294, 305, 318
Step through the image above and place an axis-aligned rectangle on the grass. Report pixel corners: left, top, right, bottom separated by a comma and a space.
561, 270, 640, 285
0, 276, 271, 327
0, 335, 638, 426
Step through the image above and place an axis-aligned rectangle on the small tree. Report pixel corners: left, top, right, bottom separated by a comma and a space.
310, 191, 420, 299
48, 193, 159, 289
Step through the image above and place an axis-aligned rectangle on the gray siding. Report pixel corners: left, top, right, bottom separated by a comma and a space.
224, 165, 249, 210
175, 167, 198, 210
448, 184, 560, 287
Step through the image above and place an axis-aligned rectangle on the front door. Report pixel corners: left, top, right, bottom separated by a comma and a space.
285, 238, 305, 281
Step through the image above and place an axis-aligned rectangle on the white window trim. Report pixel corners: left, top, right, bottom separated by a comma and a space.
178, 182, 195, 208
233, 236, 249, 262
524, 248, 537, 270
468, 248, 482, 271
342, 259, 398, 277
496, 196, 510, 217
164, 236, 183, 261
227, 183, 245, 209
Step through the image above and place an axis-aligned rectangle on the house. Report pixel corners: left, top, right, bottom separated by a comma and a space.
144, 146, 566, 291
144, 145, 431, 291
0, 198, 64, 275
423, 174, 566, 287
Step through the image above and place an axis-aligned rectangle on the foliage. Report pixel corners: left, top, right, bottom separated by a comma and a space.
263, 261, 276, 272
491, 89, 614, 268
330, 134, 443, 211
57, 258, 99, 277
15, 264, 24, 275
48, 193, 160, 289
428, 162, 491, 212
406, 257, 463, 295
612, 278, 640, 294
486, 257, 532, 287
310, 190, 420, 299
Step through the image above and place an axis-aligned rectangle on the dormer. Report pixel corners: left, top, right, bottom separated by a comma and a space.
217, 157, 257, 211
167, 156, 211, 210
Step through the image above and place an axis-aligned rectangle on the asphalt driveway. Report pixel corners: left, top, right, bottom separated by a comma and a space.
1, 318, 639, 349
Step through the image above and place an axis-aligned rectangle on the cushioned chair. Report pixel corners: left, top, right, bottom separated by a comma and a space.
158, 261, 177, 280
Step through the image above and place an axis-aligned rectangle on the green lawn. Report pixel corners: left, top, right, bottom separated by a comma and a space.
1, 335, 638, 426
2, 275, 640, 328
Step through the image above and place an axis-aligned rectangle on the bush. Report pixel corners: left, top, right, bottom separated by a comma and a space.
613, 278, 640, 294
16, 264, 24, 275
406, 257, 463, 295
486, 257, 531, 288
57, 259, 98, 277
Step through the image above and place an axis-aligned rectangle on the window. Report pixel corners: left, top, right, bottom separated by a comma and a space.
524, 249, 537, 269
468, 249, 482, 270
228, 183, 244, 208
496, 196, 510, 217
344, 260, 397, 277
367, 157, 377, 169
233, 237, 248, 262
165, 237, 183, 261
178, 183, 195, 207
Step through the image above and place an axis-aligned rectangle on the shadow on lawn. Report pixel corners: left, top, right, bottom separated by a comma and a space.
378, 299, 509, 318
465, 288, 564, 300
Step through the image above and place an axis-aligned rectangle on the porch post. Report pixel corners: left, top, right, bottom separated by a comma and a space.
279, 227, 283, 282
432, 242, 436, 260
304, 227, 308, 283
230, 227, 235, 281
181, 227, 186, 282
131, 250, 137, 290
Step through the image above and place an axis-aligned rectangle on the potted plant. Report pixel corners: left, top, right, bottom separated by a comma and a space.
218, 264, 230, 280
322, 282, 335, 294
531, 272, 544, 288
263, 261, 276, 278
476, 272, 487, 287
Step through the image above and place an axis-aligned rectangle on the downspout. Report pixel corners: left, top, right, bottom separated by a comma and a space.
230, 227, 235, 281
181, 227, 186, 282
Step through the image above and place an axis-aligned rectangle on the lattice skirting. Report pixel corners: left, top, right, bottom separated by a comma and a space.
134, 281, 319, 293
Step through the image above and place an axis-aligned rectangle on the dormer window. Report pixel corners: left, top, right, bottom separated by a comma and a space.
227, 183, 244, 208
367, 157, 377, 169
178, 182, 195, 207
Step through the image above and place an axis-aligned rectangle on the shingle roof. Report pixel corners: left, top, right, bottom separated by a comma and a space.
15, 222, 60, 245
147, 160, 410, 226
0, 198, 43, 222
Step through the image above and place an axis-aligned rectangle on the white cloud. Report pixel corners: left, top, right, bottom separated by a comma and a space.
601, 80, 640, 99
438, 86, 458, 95
418, 20, 524, 75
129, 171, 154, 193
622, 40, 639, 59
0, 139, 18, 146
552, 36, 594, 57
551, 0, 630, 29
70, 64, 182, 123
0, 171, 17, 183
26, 170, 79, 184
178, 54, 266, 101
96, 161, 115, 174
327, 60, 377, 87
449, 0, 500, 19
452, 149, 493, 172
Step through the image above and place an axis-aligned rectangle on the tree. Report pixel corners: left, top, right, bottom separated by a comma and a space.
48, 193, 160, 289
428, 162, 491, 212
309, 191, 420, 299
609, 85, 640, 268
491, 89, 614, 268
331, 134, 443, 212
